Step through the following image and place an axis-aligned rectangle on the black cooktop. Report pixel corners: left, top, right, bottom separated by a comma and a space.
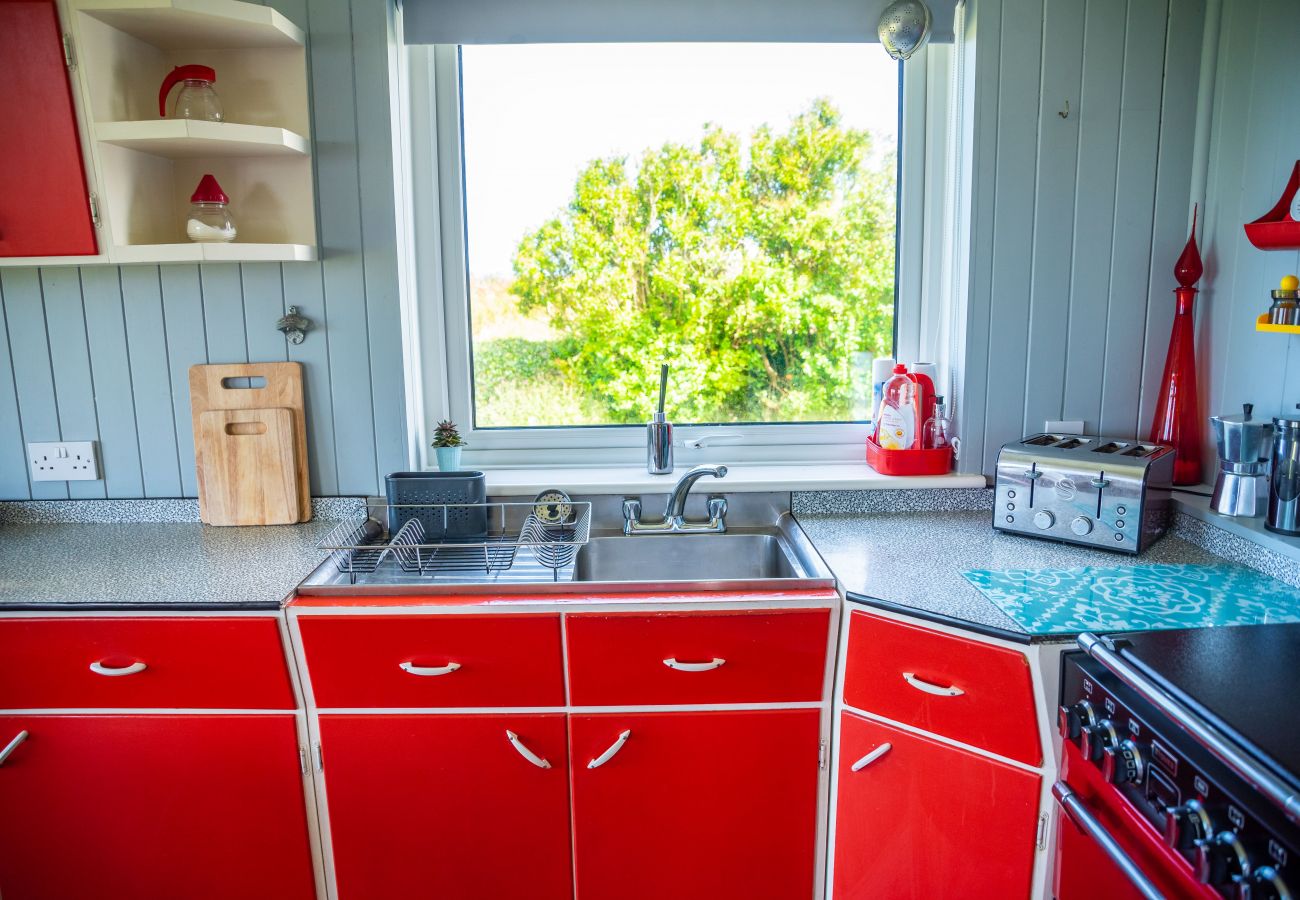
1115, 623, 1300, 785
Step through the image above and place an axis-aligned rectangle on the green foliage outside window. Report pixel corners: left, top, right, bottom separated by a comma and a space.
472, 100, 896, 427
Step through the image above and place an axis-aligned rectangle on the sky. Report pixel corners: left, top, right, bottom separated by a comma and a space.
460, 43, 900, 278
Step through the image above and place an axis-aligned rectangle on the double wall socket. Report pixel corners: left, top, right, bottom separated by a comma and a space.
28, 441, 100, 481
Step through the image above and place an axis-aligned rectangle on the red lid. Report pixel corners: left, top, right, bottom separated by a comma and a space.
892, 363, 907, 374
190, 174, 228, 204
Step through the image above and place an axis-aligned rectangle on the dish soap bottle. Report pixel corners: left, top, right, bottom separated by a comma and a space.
874, 364, 920, 450
922, 395, 952, 450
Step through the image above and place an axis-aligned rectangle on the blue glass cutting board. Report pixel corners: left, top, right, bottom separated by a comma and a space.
961, 564, 1300, 635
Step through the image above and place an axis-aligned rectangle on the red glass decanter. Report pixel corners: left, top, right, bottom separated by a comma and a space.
1149, 205, 1203, 485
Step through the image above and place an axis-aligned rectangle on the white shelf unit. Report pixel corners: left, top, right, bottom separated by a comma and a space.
64, 0, 317, 264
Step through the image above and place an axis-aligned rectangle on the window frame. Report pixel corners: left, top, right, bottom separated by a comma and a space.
404, 42, 939, 469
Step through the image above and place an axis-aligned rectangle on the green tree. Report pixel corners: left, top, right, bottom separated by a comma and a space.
508, 99, 895, 423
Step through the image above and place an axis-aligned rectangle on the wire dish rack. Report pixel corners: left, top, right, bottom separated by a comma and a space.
318, 501, 592, 584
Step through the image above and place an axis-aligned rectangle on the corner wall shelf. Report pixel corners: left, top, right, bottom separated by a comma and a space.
96, 121, 309, 158
111, 242, 316, 263
1255, 313, 1300, 335
76, 0, 304, 48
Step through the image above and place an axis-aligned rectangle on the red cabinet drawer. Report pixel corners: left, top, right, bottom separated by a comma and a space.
565, 608, 830, 706
842, 611, 1041, 766
298, 614, 565, 708
0, 617, 296, 710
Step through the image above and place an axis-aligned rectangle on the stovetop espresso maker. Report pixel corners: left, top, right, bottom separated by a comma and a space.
1209, 403, 1273, 517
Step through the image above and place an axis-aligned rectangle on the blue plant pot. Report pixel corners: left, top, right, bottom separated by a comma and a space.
434, 446, 463, 471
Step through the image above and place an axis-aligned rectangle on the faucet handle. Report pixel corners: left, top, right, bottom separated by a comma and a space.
707, 496, 728, 521
622, 497, 643, 523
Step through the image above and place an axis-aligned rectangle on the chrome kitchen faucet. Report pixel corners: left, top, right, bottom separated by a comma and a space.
623, 465, 728, 534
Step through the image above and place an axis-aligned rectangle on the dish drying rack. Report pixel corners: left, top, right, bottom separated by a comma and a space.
318, 501, 592, 584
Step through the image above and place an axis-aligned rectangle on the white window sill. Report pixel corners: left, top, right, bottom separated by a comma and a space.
475, 463, 987, 496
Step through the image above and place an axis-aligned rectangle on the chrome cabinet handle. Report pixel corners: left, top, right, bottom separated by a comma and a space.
850, 742, 891, 772
89, 660, 147, 677
505, 730, 551, 769
588, 730, 631, 769
1053, 782, 1164, 900
663, 657, 725, 672
902, 672, 964, 697
399, 661, 461, 677
0, 730, 28, 767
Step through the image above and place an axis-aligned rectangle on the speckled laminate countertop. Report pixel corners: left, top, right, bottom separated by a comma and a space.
795, 509, 1234, 642
0, 521, 336, 608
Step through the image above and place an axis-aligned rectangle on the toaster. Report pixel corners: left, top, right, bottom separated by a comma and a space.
992, 434, 1175, 554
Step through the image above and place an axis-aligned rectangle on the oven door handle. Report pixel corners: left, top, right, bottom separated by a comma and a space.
1052, 782, 1166, 900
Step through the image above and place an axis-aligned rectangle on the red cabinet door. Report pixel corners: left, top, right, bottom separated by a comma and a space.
0, 714, 316, 900
571, 709, 822, 900
0, 0, 97, 257
832, 711, 1041, 900
319, 713, 572, 900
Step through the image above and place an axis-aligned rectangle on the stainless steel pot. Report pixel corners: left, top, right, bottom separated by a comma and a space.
1267, 405, 1300, 535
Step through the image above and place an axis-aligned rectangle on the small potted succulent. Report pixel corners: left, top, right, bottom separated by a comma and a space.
432, 419, 467, 471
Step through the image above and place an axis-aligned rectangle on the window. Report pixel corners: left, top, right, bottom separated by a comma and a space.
410, 42, 933, 465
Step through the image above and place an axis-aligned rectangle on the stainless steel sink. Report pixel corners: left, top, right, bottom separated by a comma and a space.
297, 491, 836, 595
574, 532, 805, 582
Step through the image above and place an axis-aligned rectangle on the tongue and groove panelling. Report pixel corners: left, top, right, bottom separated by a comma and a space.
0, 0, 407, 500
957, 0, 1206, 476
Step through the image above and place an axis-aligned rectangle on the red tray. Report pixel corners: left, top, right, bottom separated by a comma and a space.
865, 436, 953, 476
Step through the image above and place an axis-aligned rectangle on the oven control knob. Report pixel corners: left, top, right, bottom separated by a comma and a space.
1070, 515, 1094, 536
1101, 739, 1145, 785
1033, 510, 1056, 529
1164, 799, 1212, 851
1241, 865, 1292, 900
1194, 831, 1251, 888
1057, 700, 1097, 740
1079, 719, 1118, 762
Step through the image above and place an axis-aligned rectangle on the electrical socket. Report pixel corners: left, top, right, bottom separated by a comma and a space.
1045, 419, 1086, 434
29, 441, 100, 482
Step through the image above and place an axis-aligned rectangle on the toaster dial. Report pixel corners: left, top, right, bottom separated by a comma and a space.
1070, 515, 1094, 536
1033, 510, 1056, 529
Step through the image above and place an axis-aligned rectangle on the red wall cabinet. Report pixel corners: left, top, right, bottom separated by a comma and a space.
0, 0, 97, 257
319, 713, 573, 900
570, 709, 822, 900
0, 714, 316, 900
831, 712, 1041, 900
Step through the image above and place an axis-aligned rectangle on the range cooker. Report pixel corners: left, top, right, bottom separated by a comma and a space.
1055, 625, 1300, 899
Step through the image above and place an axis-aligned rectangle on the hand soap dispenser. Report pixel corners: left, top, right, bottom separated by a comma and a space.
647, 364, 673, 474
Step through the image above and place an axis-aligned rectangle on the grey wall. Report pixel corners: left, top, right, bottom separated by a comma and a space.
0, 0, 408, 500
957, 0, 1206, 475
1200, 0, 1300, 464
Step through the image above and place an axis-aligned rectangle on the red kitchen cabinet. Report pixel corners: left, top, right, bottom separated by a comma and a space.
0, 0, 97, 257
319, 713, 572, 900
832, 712, 1040, 899
570, 709, 822, 900
0, 714, 316, 899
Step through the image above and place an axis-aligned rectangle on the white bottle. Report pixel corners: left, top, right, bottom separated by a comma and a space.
874, 364, 919, 450
870, 357, 896, 421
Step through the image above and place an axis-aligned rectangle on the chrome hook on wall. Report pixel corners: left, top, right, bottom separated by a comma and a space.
1058, 100, 1070, 119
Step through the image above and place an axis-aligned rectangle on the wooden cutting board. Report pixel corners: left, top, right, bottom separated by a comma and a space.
195, 408, 300, 526
189, 363, 311, 524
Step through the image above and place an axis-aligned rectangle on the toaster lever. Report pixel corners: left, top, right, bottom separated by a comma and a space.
1090, 476, 1110, 488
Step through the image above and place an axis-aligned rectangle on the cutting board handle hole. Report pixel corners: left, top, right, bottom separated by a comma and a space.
221, 376, 267, 389
224, 422, 269, 436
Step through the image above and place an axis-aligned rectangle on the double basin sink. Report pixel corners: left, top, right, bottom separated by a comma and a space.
299, 489, 836, 593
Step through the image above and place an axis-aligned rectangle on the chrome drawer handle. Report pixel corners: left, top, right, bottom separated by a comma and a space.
850, 742, 891, 772
399, 661, 461, 677
1053, 782, 1163, 900
588, 730, 631, 769
0, 730, 29, 767
663, 657, 725, 672
89, 660, 147, 677
505, 730, 551, 769
902, 672, 964, 697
